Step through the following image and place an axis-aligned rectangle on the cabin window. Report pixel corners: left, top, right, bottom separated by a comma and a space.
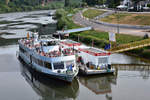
98, 57, 108, 64
32, 56, 37, 64
32, 56, 35, 63
53, 62, 64, 69
34, 57, 38, 65
38, 59, 43, 66
44, 62, 52, 69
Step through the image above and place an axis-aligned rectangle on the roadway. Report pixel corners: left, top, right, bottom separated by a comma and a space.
73, 11, 150, 37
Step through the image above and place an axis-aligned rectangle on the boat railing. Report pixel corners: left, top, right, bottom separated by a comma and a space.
35, 48, 74, 58
20, 39, 75, 58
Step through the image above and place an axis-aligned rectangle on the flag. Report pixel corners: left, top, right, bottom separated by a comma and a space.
27, 32, 29, 39
104, 44, 111, 50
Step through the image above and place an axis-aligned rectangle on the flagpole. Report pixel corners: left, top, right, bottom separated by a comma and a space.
78, 34, 79, 42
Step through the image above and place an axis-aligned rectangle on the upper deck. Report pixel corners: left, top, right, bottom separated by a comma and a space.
19, 38, 75, 58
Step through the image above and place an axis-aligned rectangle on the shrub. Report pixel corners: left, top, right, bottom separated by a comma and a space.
143, 34, 149, 39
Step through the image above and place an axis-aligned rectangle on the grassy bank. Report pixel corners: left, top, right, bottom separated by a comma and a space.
100, 13, 150, 26
82, 9, 106, 19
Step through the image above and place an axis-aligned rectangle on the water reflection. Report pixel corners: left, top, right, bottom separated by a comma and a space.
110, 53, 148, 65
112, 64, 150, 80
79, 75, 117, 100
20, 62, 79, 100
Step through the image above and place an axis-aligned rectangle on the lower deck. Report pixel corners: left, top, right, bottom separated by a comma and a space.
78, 63, 114, 75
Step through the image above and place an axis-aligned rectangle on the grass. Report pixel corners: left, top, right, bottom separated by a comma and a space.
75, 30, 142, 44
100, 13, 150, 26
83, 9, 106, 19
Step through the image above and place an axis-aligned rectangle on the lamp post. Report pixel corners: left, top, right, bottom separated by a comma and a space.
116, 9, 120, 34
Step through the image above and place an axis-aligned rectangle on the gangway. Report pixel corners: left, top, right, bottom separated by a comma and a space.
56, 27, 92, 35
109, 38, 150, 53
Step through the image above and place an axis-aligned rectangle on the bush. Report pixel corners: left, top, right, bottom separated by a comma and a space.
70, 33, 109, 48
147, 4, 150, 8
143, 34, 149, 39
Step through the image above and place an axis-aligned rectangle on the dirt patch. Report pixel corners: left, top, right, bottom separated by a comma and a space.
100, 13, 150, 26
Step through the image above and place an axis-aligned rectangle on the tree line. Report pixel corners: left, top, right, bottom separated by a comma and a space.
82, 0, 121, 8
0, 0, 64, 13
82, 0, 148, 8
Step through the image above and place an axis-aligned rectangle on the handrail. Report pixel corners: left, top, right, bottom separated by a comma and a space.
109, 38, 150, 53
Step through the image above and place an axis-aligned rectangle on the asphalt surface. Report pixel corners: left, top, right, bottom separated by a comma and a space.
73, 11, 150, 37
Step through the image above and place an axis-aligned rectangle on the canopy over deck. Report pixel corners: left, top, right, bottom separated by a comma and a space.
78, 48, 111, 56
61, 40, 81, 47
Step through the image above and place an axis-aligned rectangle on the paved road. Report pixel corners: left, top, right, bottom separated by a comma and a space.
73, 11, 150, 37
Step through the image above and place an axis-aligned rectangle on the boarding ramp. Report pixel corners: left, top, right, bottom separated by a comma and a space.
109, 38, 150, 53
56, 27, 92, 35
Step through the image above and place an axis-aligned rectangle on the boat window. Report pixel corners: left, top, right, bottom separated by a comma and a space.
38, 59, 43, 66
33, 57, 38, 65
32, 56, 35, 63
44, 62, 52, 69
35, 58, 38, 64
98, 57, 108, 64
47, 41, 57, 46
53, 62, 64, 69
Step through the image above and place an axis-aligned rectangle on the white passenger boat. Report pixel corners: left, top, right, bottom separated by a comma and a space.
18, 33, 79, 83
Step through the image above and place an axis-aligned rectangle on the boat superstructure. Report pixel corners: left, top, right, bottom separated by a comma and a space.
18, 33, 79, 82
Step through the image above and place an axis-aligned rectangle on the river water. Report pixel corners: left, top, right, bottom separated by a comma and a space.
0, 10, 150, 100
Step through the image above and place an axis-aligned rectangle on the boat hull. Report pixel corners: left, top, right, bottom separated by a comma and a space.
18, 52, 78, 83
79, 68, 115, 75
78, 65, 115, 75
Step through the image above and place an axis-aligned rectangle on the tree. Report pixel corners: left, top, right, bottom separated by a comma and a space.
131, 0, 142, 4
5, 0, 10, 5
83, 0, 120, 7
107, 0, 120, 8
65, 0, 70, 7
131, 0, 146, 11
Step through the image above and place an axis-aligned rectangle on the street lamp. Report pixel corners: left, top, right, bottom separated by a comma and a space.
115, 9, 120, 34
